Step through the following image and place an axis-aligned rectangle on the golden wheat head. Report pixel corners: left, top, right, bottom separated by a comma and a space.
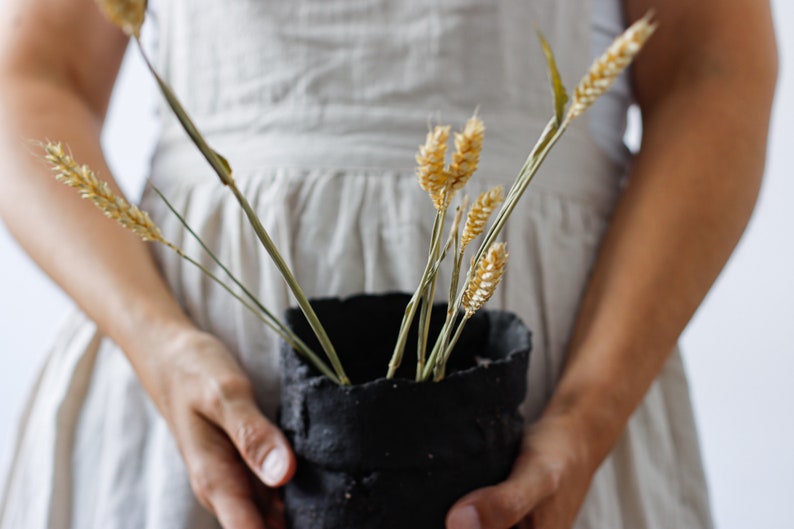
95, 0, 147, 38
43, 142, 164, 243
416, 125, 451, 210
448, 116, 485, 194
461, 186, 503, 250
462, 242, 508, 317
567, 13, 656, 121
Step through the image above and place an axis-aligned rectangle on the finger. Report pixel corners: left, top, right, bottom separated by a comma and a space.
214, 490, 268, 529
203, 375, 297, 487
446, 450, 560, 529
183, 417, 268, 529
263, 494, 286, 529
250, 470, 287, 529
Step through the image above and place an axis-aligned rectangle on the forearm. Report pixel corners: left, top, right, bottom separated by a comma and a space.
0, 68, 299, 526
543, 12, 777, 466
0, 64, 195, 401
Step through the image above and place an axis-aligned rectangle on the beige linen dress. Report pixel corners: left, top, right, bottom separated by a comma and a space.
1, 0, 714, 527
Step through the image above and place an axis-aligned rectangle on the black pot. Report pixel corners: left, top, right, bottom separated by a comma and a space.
278, 293, 531, 529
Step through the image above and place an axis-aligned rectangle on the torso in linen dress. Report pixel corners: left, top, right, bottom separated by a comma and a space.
1, 1, 714, 527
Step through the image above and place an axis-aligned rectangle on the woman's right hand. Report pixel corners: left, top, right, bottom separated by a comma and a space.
153, 328, 297, 529
0, 2, 295, 527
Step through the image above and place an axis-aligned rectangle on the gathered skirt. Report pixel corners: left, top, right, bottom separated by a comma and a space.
0, 134, 713, 528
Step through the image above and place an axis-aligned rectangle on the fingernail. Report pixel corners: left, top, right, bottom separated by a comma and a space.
262, 447, 288, 486
448, 505, 482, 529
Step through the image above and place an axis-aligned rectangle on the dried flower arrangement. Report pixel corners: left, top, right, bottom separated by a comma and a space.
44, 0, 655, 387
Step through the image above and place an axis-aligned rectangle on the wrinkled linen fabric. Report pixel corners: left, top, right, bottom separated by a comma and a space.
1, 0, 713, 527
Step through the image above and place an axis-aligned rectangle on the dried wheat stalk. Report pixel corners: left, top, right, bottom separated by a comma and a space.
567, 13, 657, 121
44, 142, 343, 382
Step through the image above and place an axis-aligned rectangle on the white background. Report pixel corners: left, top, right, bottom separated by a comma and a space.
1, 3, 793, 528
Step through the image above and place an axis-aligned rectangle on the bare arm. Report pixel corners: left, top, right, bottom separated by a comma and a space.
550, 0, 778, 471
447, 1, 777, 528
0, 0, 189, 397
0, 1, 294, 527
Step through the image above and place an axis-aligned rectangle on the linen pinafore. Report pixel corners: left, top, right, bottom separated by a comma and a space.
1, 1, 714, 527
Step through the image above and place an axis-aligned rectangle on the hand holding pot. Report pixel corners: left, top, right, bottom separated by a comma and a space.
152, 329, 296, 529
446, 412, 596, 529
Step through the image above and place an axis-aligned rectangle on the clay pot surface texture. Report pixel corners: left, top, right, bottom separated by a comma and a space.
278, 292, 531, 529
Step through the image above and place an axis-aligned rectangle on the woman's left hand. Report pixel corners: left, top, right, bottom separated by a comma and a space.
446, 413, 598, 529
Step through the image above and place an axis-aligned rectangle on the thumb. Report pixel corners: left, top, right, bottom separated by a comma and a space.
210, 378, 297, 487
446, 455, 559, 529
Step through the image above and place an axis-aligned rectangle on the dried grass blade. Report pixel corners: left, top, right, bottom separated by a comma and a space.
537, 31, 569, 126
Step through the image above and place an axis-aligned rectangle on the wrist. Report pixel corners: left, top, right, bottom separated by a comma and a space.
113, 298, 203, 409
540, 368, 632, 472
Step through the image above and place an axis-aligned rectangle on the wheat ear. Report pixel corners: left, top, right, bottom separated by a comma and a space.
447, 116, 485, 194
44, 142, 165, 243
567, 13, 657, 121
426, 242, 508, 380
461, 186, 503, 251
94, 0, 147, 38
462, 242, 508, 317
43, 142, 342, 383
416, 125, 451, 210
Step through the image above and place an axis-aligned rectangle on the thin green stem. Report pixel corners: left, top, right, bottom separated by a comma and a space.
452, 118, 567, 324
135, 38, 349, 385
226, 185, 350, 385
421, 117, 570, 382
167, 246, 341, 384
421, 242, 472, 382
420, 309, 463, 381
416, 206, 447, 375
422, 206, 465, 381
415, 296, 428, 379
473, 119, 565, 269
388, 296, 420, 379
151, 184, 333, 376
135, 39, 233, 187
441, 249, 464, 350
420, 315, 452, 381
433, 315, 470, 381
388, 207, 445, 379
415, 261, 437, 376
150, 184, 290, 336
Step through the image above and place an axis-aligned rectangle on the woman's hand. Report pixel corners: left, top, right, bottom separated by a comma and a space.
0, 2, 297, 527
452, 1, 777, 527
154, 329, 296, 529
446, 413, 596, 529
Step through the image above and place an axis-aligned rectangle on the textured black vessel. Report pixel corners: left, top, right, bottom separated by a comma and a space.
278, 293, 531, 529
